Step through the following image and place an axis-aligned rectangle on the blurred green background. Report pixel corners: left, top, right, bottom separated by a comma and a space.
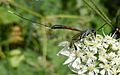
0, 0, 120, 75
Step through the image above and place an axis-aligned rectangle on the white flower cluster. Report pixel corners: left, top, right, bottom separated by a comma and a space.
57, 33, 120, 75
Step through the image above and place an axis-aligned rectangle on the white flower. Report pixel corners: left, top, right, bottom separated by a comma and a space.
103, 35, 117, 44
99, 63, 113, 75
111, 65, 120, 75
57, 33, 120, 75
69, 63, 87, 74
71, 58, 81, 69
111, 56, 120, 66
111, 42, 120, 51
98, 48, 108, 63
102, 35, 117, 48
85, 51, 97, 64
57, 41, 72, 56
87, 63, 99, 75
77, 63, 99, 75
63, 55, 76, 65
106, 52, 116, 61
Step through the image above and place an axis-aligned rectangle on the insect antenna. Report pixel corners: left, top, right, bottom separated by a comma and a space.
8, 11, 81, 32
83, 0, 114, 29
8, 11, 50, 28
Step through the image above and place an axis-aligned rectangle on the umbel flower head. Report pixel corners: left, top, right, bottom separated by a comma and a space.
57, 33, 120, 75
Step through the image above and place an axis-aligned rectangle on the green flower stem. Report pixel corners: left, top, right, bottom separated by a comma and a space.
41, 24, 48, 67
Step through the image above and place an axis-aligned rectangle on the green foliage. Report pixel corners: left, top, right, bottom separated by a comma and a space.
0, 7, 19, 24
0, 0, 119, 75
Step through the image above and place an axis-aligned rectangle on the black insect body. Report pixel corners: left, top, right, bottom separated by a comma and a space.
69, 29, 96, 49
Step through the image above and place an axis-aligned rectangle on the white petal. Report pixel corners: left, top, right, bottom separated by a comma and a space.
63, 56, 76, 65
86, 58, 93, 64
72, 58, 81, 69
68, 63, 79, 73
107, 70, 113, 75
88, 71, 94, 75
57, 48, 70, 56
100, 69, 105, 75
78, 66, 87, 74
